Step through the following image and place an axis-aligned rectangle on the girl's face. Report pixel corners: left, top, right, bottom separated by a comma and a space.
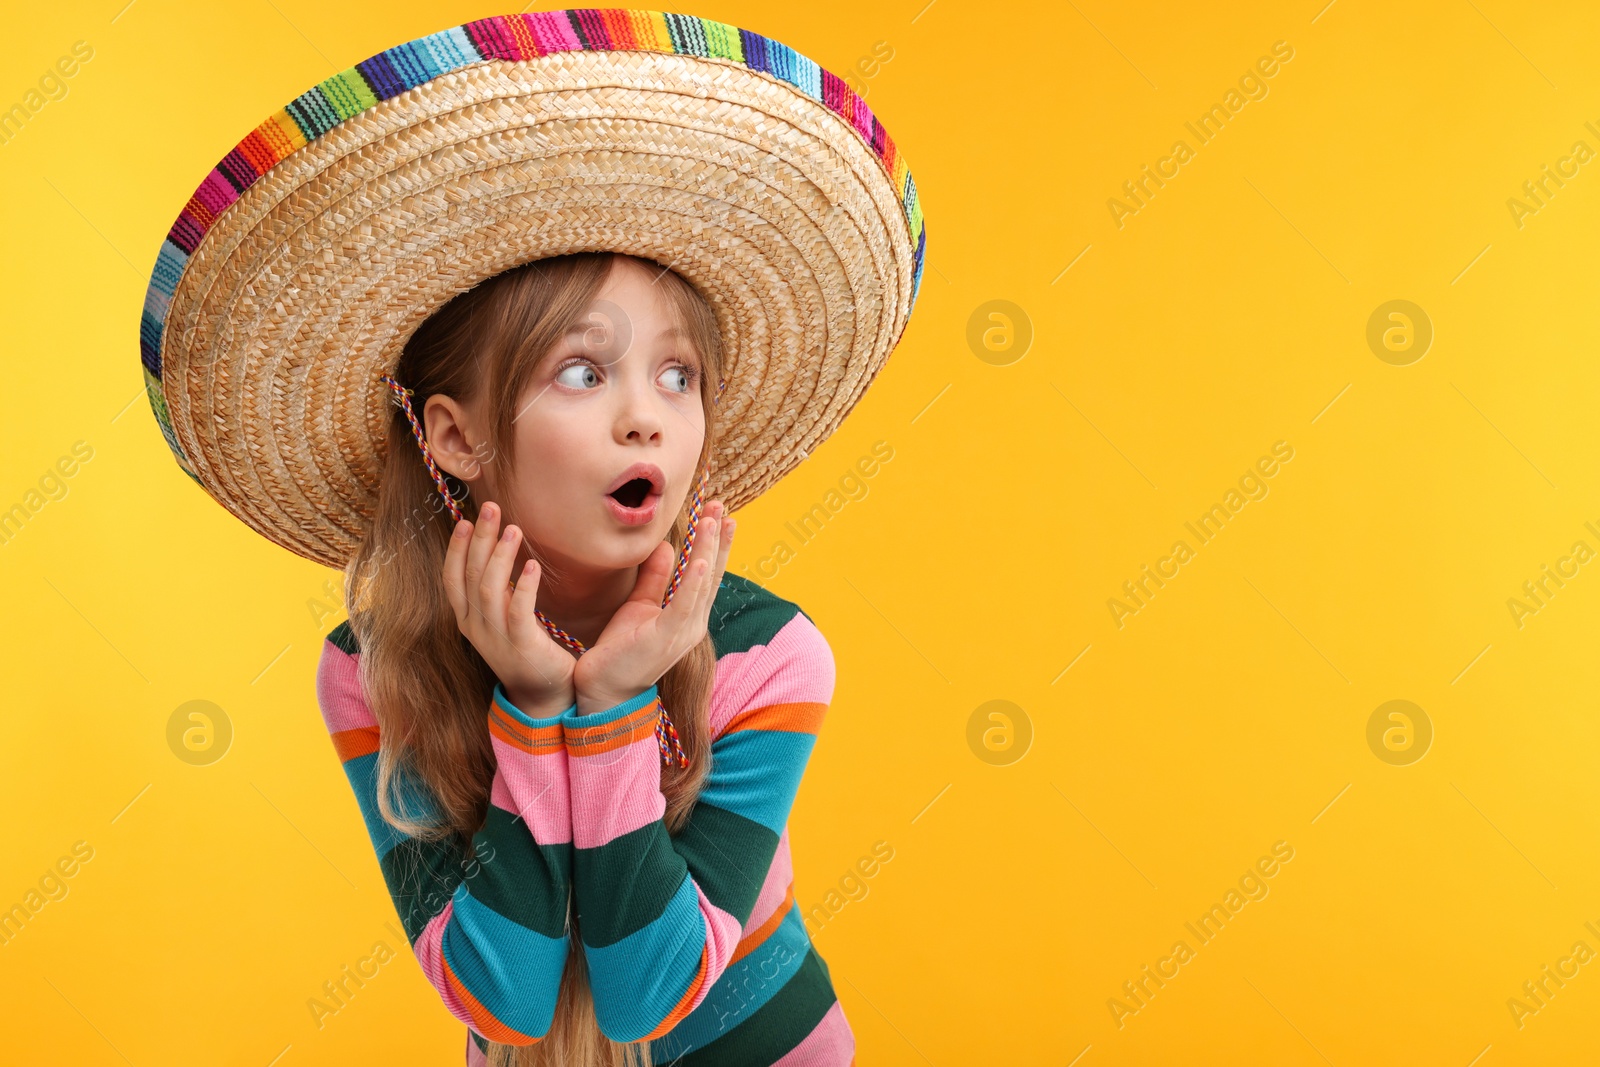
495, 257, 708, 576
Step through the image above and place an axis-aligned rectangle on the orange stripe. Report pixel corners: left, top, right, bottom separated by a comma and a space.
259, 110, 304, 156
441, 954, 543, 1045
181, 193, 217, 229
720, 701, 827, 737
505, 13, 540, 59
234, 129, 277, 178
487, 708, 565, 754
643, 941, 709, 1040
731, 882, 794, 965
331, 724, 379, 762
599, 8, 636, 47
564, 704, 659, 755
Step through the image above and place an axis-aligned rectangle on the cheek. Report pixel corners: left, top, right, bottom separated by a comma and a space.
504, 422, 590, 515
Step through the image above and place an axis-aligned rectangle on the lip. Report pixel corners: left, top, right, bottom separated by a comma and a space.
605, 462, 666, 497
604, 462, 665, 527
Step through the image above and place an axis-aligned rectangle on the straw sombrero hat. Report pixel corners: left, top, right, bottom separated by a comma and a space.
138, 8, 926, 569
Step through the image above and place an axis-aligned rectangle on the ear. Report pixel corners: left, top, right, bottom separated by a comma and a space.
422, 393, 490, 486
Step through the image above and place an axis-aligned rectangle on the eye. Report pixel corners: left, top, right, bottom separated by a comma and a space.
556, 362, 600, 390
659, 364, 698, 394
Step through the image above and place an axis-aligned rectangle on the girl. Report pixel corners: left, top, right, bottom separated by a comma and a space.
318, 252, 849, 1065
137, 10, 925, 1066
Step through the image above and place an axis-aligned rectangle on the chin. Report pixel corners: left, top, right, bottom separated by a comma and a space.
588, 523, 673, 570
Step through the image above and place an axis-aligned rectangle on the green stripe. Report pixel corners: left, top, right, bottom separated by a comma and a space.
574, 802, 778, 944
468, 804, 572, 939
379, 834, 468, 943
327, 619, 359, 654
700, 18, 744, 62
708, 574, 806, 657
573, 822, 686, 947
673, 802, 780, 924
320, 67, 378, 120
668, 945, 840, 1067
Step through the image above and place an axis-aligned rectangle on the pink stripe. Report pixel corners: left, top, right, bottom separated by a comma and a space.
743, 827, 793, 935
466, 1031, 488, 1067
708, 613, 837, 737
413, 901, 480, 1030
488, 736, 572, 845
772, 999, 856, 1065
853, 99, 877, 143
687, 881, 744, 1015
315, 643, 377, 734
526, 10, 582, 51
193, 169, 240, 215
567, 735, 665, 849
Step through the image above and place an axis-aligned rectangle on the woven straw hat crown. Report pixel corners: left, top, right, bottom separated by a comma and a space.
139, 9, 926, 568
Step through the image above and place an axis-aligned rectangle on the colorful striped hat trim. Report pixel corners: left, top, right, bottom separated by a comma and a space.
140, 9, 925, 480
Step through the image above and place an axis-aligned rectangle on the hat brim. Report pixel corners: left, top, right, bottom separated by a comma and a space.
140, 10, 925, 569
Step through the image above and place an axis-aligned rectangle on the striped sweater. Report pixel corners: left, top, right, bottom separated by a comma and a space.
315, 573, 855, 1065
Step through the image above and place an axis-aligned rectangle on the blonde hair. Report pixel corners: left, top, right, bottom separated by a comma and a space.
343, 252, 725, 1065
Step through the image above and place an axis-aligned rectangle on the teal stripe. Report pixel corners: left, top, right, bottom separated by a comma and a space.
696, 729, 817, 835
341, 750, 449, 861
441, 884, 569, 1038
585, 872, 707, 1041
422, 26, 481, 71
648, 903, 830, 1063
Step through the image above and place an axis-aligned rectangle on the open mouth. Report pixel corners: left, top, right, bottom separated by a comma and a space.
609, 478, 654, 509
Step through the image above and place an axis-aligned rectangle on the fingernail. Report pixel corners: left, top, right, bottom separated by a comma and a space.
454, 520, 470, 538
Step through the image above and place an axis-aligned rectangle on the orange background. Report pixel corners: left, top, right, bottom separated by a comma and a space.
3, 1, 1599, 1064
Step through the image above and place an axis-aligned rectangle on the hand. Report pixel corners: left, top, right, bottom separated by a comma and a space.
443, 501, 576, 718
572, 501, 735, 717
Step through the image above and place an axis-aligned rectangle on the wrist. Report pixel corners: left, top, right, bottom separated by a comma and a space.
573, 684, 656, 721
497, 682, 574, 722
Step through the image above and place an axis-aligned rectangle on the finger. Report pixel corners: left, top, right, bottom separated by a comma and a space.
668, 514, 719, 630
464, 502, 502, 590
480, 523, 522, 633
627, 539, 676, 607
442, 518, 473, 623
462, 503, 502, 626
706, 512, 734, 617
692, 513, 723, 619
712, 506, 734, 586
507, 557, 543, 646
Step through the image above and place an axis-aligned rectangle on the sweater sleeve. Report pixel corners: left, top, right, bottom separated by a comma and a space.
315, 633, 576, 1046
562, 610, 836, 1042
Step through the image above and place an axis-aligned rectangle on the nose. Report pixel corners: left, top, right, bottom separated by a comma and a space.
611, 358, 664, 445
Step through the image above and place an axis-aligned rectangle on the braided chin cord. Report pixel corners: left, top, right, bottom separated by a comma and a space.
380, 373, 727, 768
